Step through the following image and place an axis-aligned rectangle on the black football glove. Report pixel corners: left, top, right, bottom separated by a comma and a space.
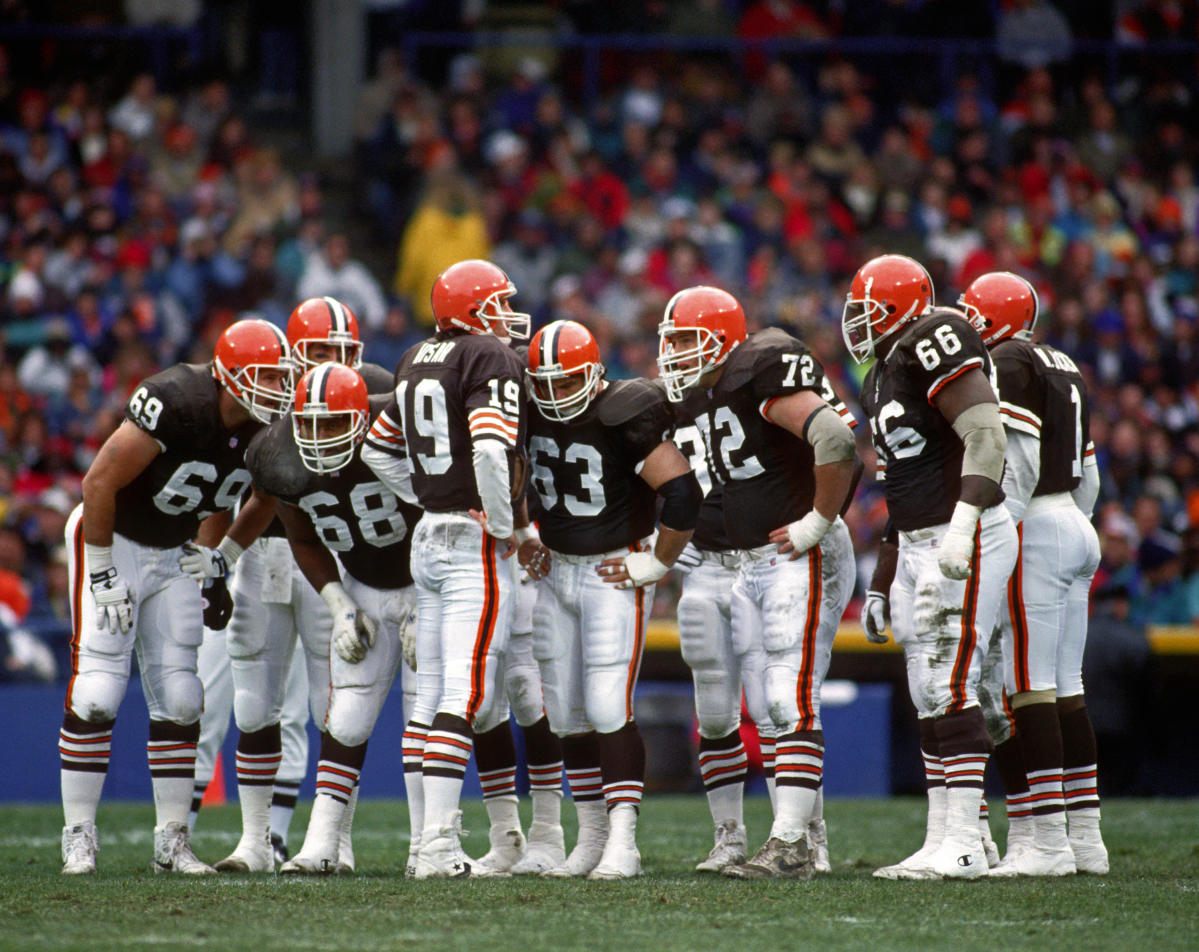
201, 576, 234, 630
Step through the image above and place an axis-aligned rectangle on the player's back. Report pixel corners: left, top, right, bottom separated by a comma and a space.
991, 337, 1089, 497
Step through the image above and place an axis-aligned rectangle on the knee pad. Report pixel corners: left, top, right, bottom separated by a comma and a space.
584, 692, 627, 735
155, 672, 204, 725
325, 688, 377, 747
67, 672, 126, 723
233, 690, 281, 734
505, 657, 545, 726
473, 699, 511, 735
693, 671, 740, 739
763, 664, 800, 732
678, 593, 722, 669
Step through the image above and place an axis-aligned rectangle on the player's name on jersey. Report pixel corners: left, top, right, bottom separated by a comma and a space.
413, 339, 458, 364
1032, 346, 1079, 373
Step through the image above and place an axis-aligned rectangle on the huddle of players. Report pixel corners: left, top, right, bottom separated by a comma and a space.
57, 250, 1107, 881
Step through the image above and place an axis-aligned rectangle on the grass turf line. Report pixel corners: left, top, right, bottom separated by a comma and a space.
1, 796, 1196, 952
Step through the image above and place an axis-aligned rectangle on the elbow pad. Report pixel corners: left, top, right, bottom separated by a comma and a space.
657, 471, 703, 531
804, 405, 856, 465
952, 402, 1007, 485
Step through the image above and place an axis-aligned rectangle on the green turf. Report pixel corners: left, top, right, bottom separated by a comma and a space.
1, 796, 1196, 952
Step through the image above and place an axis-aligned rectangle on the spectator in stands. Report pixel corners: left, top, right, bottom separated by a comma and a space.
297, 231, 387, 331
1082, 582, 1152, 796
16, 319, 99, 403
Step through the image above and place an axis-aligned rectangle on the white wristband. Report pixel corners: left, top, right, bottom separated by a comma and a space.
319, 580, 353, 616
84, 543, 114, 572
947, 500, 983, 536
217, 536, 245, 569
515, 525, 540, 544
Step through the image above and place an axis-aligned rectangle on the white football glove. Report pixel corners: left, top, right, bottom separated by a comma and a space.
618, 551, 671, 589
673, 542, 703, 576
178, 537, 244, 580
938, 501, 981, 581
785, 510, 833, 555
399, 602, 419, 672
90, 566, 134, 633
321, 581, 377, 664
861, 590, 890, 644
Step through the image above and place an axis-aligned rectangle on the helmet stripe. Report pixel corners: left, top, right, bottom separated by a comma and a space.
324, 296, 348, 335
310, 362, 332, 405
540, 320, 560, 368
267, 321, 289, 356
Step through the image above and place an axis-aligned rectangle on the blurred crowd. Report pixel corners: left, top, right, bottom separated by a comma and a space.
4, 0, 1199, 682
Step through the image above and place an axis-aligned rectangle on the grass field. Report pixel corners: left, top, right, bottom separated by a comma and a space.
1, 796, 1196, 952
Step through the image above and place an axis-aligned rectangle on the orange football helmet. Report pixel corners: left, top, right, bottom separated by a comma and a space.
657, 285, 747, 402
842, 254, 934, 363
527, 320, 605, 421
292, 363, 369, 474
958, 271, 1038, 346
431, 259, 530, 339
287, 296, 363, 372
213, 319, 294, 424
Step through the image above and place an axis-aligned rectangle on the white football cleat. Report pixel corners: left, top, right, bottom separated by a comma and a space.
471, 827, 526, 878
896, 835, 989, 880
213, 832, 274, 873
1070, 834, 1109, 875
337, 836, 355, 876
541, 830, 608, 879
991, 843, 1077, 878
809, 817, 831, 874
510, 822, 566, 875
280, 852, 338, 875
587, 838, 642, 880
872, 842, 939, 880
414, 812, 472, 879
979, 824, 1000, 868
404, 836, 420, 879
62, 822, 98, 875
695, 820, 747, 874
153, 822, 215, 875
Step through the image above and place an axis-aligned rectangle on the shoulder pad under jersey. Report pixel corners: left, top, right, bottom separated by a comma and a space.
597, 377, 670, 426
718, 328, 805, 392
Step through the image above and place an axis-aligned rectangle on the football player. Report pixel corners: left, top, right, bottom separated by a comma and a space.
59, 319, 293, 875
526, 319, 703, 880
190, 627, 310, 867
657, 287, 857, 880
850, 254, 1018, 880
363, 259, 530, 879
959, 272, 1106, 876
204, 363, 422, 874
180, 298, 396, 873
670, 412, 767, 874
